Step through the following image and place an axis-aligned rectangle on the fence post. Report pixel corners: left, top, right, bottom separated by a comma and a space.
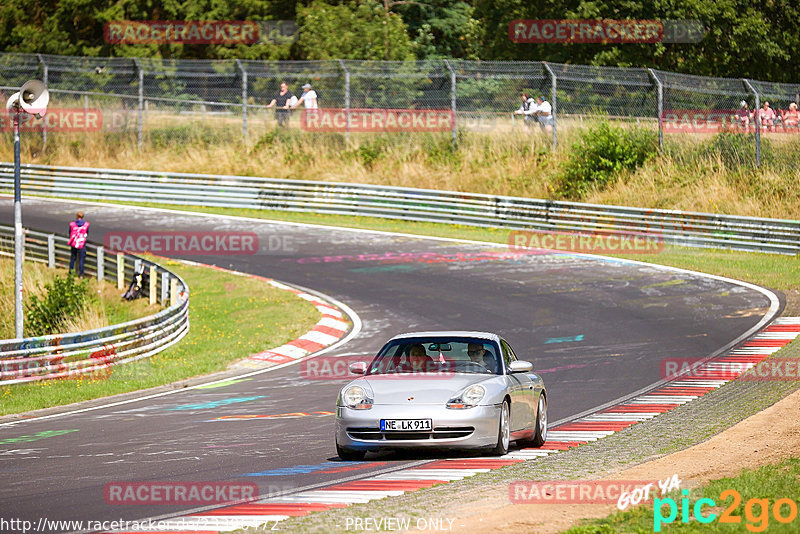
149, 265, 157, 305
37, 54, 48, 148
648, 68, 664, 151
542, 62, 557, 150
444, 60, 457, 145
743, 79, 761, 167
236, 59, 248, 143
161, 271, 169, 305
170, 277, 178, 307
133, 58, 144, 149
338, 60, 351, 143
117, 252, 125, 289
47, 234, 55, 269
97, 246, 104, 282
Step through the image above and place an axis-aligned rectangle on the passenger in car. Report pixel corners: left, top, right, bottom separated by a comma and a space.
408, 344, 435, 372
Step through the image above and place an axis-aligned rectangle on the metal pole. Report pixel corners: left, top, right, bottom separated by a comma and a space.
47, 234, 55, 269
743, 79, 760, 167
37, 54, 48, 148
97, 246, 104, 282
444, 60, 457, 145
648, 68, 664, 150
338, 60, 350, 143
134, 58, 143, 149
236, 60, 248, 142
13, 112, 24, 338
542, 62, 557, 149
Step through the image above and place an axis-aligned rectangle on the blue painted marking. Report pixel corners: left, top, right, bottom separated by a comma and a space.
544, 334, 584, 344
167, 395, 266, 411
243, 462, 366, 477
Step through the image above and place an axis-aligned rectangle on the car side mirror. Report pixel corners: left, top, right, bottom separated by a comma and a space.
349, 362, 367, 375
509, 361, 533, 373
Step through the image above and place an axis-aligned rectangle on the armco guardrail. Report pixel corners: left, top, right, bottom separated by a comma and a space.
0, 224, 189, 384
1, 162, 798, 255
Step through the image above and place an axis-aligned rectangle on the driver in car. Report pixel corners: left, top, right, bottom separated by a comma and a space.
468, 343, 497, 373
408, 344, 434, 372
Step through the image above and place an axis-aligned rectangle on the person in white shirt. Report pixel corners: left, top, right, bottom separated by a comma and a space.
292, 83, 318, 109
533, 96, 553, 133
513, 93, 536, 127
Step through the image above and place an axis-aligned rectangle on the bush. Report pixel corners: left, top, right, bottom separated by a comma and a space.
701, 131, 772, 169
25, 273, 90, 336
558, 122, 657, 198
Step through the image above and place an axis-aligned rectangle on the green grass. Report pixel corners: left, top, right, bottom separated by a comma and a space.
0, 259, 321, 415
104, 201, 800, 314
564, 457, 800, 533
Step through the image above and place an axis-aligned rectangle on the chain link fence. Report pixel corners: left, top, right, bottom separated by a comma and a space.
1, 52, 799, 167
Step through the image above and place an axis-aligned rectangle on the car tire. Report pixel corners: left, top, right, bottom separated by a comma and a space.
531, 394, 547, 447
489, 400, 510, 456
336, 442, 366, 461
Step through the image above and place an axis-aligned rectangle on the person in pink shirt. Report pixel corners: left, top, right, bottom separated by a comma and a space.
758, 101, 777, 131
781, 102, 799, 130
68, 211, 90, 277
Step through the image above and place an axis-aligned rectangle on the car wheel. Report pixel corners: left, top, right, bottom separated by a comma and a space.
336, 442, 366, 461
531, 394, 547, 446
489, 400, 510, 456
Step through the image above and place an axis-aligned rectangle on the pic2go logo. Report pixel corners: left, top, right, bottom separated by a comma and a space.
654, 489, 799, 532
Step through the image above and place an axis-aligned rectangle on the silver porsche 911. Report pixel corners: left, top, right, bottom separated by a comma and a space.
335, 331, 547, 460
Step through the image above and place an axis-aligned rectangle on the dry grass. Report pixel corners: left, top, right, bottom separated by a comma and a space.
2, 117, 798, 219
0, 257, 154, 339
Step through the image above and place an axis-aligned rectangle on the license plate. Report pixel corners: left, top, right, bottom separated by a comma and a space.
380, 419, 432, 431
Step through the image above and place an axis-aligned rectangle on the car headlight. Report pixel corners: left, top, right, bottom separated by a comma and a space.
446, 384, 485, 409
339, 384, 373, 410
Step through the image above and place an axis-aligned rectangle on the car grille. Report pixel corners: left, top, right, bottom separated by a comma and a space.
347, 426, 474, 441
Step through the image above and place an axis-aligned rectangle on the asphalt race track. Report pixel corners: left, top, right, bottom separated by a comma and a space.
0, 197, 781, 531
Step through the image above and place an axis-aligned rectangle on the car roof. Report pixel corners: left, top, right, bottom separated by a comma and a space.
389, 331, 501, 343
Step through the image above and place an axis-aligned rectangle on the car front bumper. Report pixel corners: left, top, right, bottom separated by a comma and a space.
335, 403, 502, 451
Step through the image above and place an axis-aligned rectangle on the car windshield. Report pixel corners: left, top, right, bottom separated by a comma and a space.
367, 337, 502, 375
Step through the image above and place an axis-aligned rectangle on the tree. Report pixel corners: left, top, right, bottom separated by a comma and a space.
296, 0, 415, 60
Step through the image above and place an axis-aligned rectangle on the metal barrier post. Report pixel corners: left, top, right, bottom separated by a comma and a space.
543, 62, 557, 149
161, 271, 169, 304
648, 68, 664, 150
97, 246, 104, 282
47, 234, 55, 268
236, 59, 248, 142
444, 60, 457, 145
743, 79, 761, 167
339, 60, 351, 143
170, 278, 178, 307
117, 252, 125, 289
37, 54, 48, 148
149, 265, 157, 305
134, 58, 144, 149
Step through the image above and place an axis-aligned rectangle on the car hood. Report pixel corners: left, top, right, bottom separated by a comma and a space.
357, 374, 498, 405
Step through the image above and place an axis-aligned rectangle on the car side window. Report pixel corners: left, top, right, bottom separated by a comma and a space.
500, 340, 517, 369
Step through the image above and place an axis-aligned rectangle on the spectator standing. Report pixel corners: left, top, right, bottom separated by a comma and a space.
781, 102, 799, 130
733, 101, 751, 132
533, 96, 554, 133
758, 101, 777, 131
68, 211, 89, 277
292, 83, 318, 110
265, 81, 294, 127
514, 93, 535, 127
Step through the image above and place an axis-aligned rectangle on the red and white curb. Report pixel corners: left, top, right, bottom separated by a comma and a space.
116, 318, 799, 533
175, 261, 351, 371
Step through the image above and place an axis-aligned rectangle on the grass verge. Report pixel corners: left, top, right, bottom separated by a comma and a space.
0, 259, 320, 415
565, 457, 800, 533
